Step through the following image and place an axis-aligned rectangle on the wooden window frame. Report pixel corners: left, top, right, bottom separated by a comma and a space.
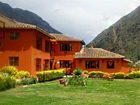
45, 41, 50, 52
60, 60, 72, 68
60, 43, 72, 51
86, 61, 99, 69
36, 58, 41, 71
10, 32, 20, 40
107, 60, 115, 69
9, 57, 19, 66
36, 35, 42, 50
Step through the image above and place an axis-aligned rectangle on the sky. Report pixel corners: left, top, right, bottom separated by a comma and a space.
1, 0, 140, 43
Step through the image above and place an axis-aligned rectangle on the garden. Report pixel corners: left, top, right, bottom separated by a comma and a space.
0, 66, 140, 105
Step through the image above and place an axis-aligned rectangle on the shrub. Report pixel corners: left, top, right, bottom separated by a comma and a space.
0, 66, 17, 76
73, 68, 82, 76
89, 71, 104, 78
20, 78, 31, 85
16, 71, 30, 79
68, 75, 87, 86
126, 71, 140, 79
83, 70, 88, 74
19, 76, 37, 85
0, 74, 16, 91
36, 69, 65, 82
113, 72, 125, 79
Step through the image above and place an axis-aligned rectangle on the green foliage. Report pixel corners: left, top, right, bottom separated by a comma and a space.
16, 71, 30, 79
36, 70, 65, 82
126, 71, 140, 79
0, 66, 17, 76
73, 68, 82, 76
113, 72, 125, 79
89, 71, 104, 78
83, 70, 88, 74
68, 75, 87, 86
0, 74, 16, 91
20, 77, 37, 85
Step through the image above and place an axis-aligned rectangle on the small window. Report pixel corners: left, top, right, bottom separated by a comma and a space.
107, 60, 115, 69
10, 32, 20, 40
36, 35, 42, 50
45, 41, 50, 52
9, 57, 19, 66
44, 60, 49, 70
60, 61, 72, 68
60, 43, 72, 51
86, 61, 99, 69
36, 58, 41, 71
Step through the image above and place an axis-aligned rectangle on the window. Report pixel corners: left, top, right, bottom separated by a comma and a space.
36, 35, 42, 50
86, 61, 99, 69
45, 41, 50, 52
60, 43, 72, 51
60, 61, 72, 68
44, 60, 49, 70
107, 60, 115, 69
36, 58, 41, 71
10, 32, 20, 40
9, 57, 19, 66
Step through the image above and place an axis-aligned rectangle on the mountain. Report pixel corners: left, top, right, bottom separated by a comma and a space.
0, 2, 61, 34
88, 6, 140, 62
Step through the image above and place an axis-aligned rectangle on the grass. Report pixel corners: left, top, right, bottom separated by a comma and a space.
0, 79, 140, 105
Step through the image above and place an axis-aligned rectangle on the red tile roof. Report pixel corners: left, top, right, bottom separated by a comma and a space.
74, 48, 125, 58
0, 14, 54, 39
50, 33, 85, 44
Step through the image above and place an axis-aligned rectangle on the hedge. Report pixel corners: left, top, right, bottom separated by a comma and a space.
36, 69, 65, 82
89, 71, 104, 78
126, 71, 140, 79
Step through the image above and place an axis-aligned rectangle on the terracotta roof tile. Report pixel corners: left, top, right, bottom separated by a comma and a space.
74, 48, 125, 58
0, 14, 54, 39
50, 33, 85, 45
50, 33, 80, 41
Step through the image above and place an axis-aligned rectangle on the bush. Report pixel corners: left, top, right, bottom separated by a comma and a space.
68, 75, 87, 86
19, 76, 37, 85
126, 71, 140, 79
73, 68, 82, 76
113, 72, 125, 79
83, 70, 88, 74
16, 71, 30, 79
0, 74, 16, 91
36, 69, 65, 82
0, 66, 17, 76
89, 71, 104, 78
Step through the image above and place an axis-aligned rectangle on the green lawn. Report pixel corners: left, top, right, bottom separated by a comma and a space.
0, 79, 140, 105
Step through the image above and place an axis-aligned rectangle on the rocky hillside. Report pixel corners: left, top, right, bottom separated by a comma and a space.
88, 6, 140, 62
0, 2, 61, 34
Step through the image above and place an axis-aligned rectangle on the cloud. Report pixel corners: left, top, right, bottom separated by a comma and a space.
1, 0, 140, 43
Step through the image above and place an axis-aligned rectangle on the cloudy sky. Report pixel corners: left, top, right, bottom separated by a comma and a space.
1, 0, 140, 43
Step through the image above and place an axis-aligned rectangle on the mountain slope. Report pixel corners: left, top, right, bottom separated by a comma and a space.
88, 6, 140, 62
0, 2, 61, 34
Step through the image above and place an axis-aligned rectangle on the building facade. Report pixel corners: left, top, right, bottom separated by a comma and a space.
0, 15, 131, 75
49, 34, 85, 73
0, 15, 54, 75
74, 48, 131, 73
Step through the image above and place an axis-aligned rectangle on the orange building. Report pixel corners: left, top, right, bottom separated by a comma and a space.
49, 34, 85, 73
0, 15, 131, 75
0, 15, 54, 75
74, 48, 132, 73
